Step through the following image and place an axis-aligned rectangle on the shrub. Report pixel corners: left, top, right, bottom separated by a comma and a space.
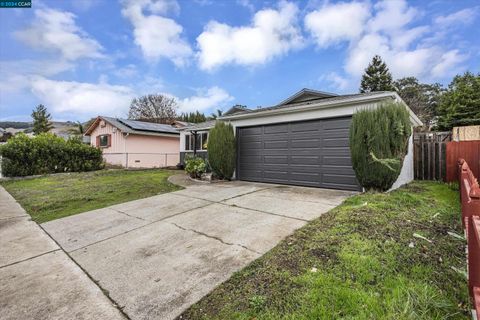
0, 133, 104, 177
184, 156, 206, 179
349, 102, 412, 191
207, 122, 236, 180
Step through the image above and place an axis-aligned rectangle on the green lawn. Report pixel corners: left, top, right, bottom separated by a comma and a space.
0, 169, 182, 223
180, 181, 469, 320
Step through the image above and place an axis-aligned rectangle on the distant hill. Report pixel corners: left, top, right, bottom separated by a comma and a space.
0, 121, 32, 129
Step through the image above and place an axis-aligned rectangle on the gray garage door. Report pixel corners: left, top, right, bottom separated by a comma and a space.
236, 117, 361, 191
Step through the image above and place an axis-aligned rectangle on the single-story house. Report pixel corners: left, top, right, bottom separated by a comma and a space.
85, 116, 181, 168
179, 88, 422, 191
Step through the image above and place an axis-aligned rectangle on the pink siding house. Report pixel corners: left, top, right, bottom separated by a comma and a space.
85, 116, 180, 168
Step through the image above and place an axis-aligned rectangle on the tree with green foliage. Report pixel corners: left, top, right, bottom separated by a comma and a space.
350, 102, 412, 191
360, 55, 395, 93
436, 72, 480, 130
207, 122, 236, 180
209, 109, 223, 120
394, 77, 444, 128
31, 104, 53, 135
178, 111, 207, 123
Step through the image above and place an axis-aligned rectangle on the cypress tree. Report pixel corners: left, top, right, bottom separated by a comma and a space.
349, 102, 411, 191
360, 55, 395, 93
207, 122, 236, 180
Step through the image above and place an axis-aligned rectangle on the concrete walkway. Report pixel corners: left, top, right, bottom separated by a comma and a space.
41, 176, 355, 320
0, 186, 125, 320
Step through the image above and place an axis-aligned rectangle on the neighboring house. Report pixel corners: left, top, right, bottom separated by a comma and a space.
85, 116, 180, 168
179, 88, 422, 191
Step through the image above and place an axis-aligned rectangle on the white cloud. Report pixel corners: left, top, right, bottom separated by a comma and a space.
367, 0, 418, 33
308, 0, 472, 87
304, 2, 370, 48
121, 0, 192, 66
323, 72, 350, 91
15, 8, 103, 61
431, 50, 468, 78
177, 87, 234, 112
25, 76, 232, 119
30, 77, 134, 117
196, 1, 303, 70
434, 7, 478, 27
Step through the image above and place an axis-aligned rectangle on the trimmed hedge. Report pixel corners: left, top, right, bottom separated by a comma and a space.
349, 102, 412, 191
207, 122, 236, 180
0, 133, 104, 177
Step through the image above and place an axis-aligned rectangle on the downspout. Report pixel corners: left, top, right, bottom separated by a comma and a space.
124, 133, 129, 168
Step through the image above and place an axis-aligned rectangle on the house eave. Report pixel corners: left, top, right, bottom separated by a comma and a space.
220, 92, 423, 127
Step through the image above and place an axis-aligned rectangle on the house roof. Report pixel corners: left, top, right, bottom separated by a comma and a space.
277, 88, 338, 106
219, 91, 423, 126
84, 116, 180, 136
179, 120, 216, 132
223, 105, 252, 116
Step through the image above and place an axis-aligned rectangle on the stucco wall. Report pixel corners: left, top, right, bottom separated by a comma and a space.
389, 133, 414, 191
125, 134, 179, 167
89, 120, 180, 168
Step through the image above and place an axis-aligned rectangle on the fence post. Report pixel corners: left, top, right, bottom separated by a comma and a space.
468, 211, 480, 299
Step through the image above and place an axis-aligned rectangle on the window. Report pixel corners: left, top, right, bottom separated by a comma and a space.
185, 134, 191, 151
98, 134, 110, 148
201, 132, 208, 150
185, 132, 208, 151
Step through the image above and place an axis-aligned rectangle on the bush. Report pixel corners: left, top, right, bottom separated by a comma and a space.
349, 102, 412, 191
0, 133, 104, 177
207, 122, 236, 180
184, 156, 206, 179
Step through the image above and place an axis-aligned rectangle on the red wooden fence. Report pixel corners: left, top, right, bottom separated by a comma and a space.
446, 141, 480, 182
458, 159, 480, 318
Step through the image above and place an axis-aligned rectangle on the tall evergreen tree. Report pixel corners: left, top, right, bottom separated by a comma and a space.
31, 104, 53, 135
360, 55, 395, 93
394, 77, 444, 128
436, 72, 480, 130
178, 111, 207, 123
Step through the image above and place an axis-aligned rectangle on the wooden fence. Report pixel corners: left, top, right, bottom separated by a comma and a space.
457, 159, 480, 319
446, 141, 480, 182
413, 132, 451, 181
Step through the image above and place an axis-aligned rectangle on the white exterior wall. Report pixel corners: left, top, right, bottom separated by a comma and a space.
389, 133, 414, 191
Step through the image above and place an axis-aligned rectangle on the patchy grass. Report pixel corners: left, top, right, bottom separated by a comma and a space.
179, 181, 469, 320
1, 169, 182, 223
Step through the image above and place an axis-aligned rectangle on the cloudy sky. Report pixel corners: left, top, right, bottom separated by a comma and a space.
0, 0, 478, 121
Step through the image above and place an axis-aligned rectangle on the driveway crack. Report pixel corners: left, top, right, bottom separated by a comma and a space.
169, 222, 261, 255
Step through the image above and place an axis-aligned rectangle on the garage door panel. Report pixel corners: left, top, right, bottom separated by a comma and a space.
264, 171, 288, 180
291, 156, 319, 165
264, 155, 288, 164
323, 118, 351, 129
291, 121, 321, 132
291, 139, 319, 148
322, 174, 358, 186
264, 140, 288, 149
264, 124, 288, 134
323, 137, 349, 147
237, 116, 360, 191
323, 156, 352, 166
241, 127, 263, 136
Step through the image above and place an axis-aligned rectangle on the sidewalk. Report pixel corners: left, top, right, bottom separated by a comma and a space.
0, 186, 125, 320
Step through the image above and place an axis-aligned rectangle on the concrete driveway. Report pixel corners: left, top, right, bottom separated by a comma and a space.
42, 178, 355, 320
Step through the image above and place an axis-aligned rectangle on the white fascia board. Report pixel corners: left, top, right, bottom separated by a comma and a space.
221, 92, 423, 128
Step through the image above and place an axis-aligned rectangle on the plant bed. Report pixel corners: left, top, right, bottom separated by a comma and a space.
179, 181, 469, 319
